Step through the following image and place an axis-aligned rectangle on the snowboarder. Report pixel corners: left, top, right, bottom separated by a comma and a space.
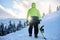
26, 2, 41, 38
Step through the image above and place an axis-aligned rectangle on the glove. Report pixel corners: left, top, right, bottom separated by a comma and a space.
39, 19, 42, 24
26, 20, 29, 26
40, 19, 42, 22
26, 20, 28, 23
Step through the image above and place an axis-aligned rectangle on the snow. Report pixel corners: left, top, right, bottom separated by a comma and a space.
0, 26, 45, 40
0, 10, 60, 40
41, 10, 60, 40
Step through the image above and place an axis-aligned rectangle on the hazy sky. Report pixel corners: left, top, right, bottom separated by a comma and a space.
0, 0, 60, 19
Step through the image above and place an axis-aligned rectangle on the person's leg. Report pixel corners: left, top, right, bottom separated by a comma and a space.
28, 23, 33, 36
34, 23, 38, 38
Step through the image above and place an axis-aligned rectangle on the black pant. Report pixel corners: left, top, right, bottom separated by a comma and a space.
28, 22, 38, 36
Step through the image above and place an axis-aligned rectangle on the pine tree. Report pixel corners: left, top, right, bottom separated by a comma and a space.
17, 21, 22, 30
57, 5, 60, 10
3, 26, 7, 35
24, 22, 26, 28
8, 20, 13, 33
42, 13, 45, 18
57, 6, 59, 10
0, 23, 4, 36
49, 4, 51, 13
12, 22, 16, 32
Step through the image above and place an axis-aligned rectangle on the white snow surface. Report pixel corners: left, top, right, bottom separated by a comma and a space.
0, 26, 45, 40
0, 10, 60, 40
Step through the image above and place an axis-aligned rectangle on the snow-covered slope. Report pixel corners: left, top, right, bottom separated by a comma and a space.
41, 10, 60, 40
0, 10, 60, 40
0, 26, 45, 40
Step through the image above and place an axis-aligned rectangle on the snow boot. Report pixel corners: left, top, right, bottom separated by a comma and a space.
34, 35, 38, 38
29, 34, 32, 37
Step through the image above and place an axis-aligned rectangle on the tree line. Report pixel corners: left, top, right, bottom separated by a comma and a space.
0, 20, 26, 36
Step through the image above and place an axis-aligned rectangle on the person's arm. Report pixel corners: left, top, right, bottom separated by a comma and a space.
37, 10, 41, 20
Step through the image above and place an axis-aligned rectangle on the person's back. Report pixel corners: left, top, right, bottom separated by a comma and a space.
28, 8, 39, 16
26, 3, 40, 22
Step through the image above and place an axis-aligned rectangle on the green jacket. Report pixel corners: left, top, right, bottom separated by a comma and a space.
26, 3, 41, 21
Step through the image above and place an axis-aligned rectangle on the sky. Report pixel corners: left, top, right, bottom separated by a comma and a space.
0, 0, 60, 19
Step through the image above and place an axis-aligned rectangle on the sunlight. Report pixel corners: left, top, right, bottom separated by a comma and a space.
13, 0, 58, 18
38, 0, 57, 15
0, 0, 59, 19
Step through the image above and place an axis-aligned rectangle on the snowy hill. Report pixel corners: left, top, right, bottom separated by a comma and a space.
0, 10, 60, 40
41, 10, 60, 40
0, 27, 45, 40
